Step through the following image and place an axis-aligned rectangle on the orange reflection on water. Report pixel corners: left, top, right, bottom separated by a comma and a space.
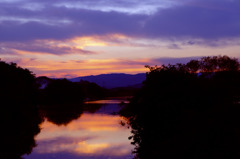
35, 113, 133, 157
75, 141, 109, 154
40, 114, 121, 133
85, 99, 129, 104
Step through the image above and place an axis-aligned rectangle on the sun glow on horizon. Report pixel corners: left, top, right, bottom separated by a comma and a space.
1, 34, 240, 78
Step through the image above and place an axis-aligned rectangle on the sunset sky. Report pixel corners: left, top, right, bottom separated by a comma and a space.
1, 0, 240, 78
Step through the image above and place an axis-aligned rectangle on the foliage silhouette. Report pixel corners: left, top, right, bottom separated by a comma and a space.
38, 78, 106, 125
108, 86, 141, 97
120, 56, 240, 159
42, 78, 84, 104
0, 60, 42, 159
39, 104, 84, 126
78, 80, 107, 100
39, 102, 103, 126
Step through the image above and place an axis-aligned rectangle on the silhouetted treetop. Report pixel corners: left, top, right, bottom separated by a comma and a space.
146, 55, 239, 74
43, 79, 84, 104
78, 80, 107, 99
0, 60, 38, 104
0, 60, 42, 159
121, 55, 240, 159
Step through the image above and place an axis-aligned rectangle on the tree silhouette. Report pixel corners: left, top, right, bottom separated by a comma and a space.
78, 80, 107, 100
38, 79, 105, 126
120, 56, 240, 159
0, 60, 42, 159
43, 78, 84, 104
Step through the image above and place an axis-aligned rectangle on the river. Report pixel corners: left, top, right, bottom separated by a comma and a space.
23, 99, 133, 159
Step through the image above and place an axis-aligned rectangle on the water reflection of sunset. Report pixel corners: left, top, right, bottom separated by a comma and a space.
30, 113, 133, 158
85, 99, 129, 104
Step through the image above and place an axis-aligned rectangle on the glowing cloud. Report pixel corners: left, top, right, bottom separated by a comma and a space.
1, 0, 240, 77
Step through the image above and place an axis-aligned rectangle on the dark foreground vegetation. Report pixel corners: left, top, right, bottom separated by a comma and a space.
0, 60, 105, 158
1, 55, 240, 159
0, 61, 42, 159
120, 55, 240, 159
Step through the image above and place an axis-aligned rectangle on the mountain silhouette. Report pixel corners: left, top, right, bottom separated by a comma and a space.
69, 73, 146, 89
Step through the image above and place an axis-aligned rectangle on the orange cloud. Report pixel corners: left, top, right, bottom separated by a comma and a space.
11, 57, 149, 77
71, 36, 107, 49
6, 34, 240, 78
1, 34, 136, 57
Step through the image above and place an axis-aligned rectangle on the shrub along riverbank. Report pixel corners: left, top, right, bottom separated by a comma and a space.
120, 56, 240, 159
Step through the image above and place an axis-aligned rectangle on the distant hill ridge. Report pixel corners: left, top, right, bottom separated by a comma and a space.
69, 73, 146, 89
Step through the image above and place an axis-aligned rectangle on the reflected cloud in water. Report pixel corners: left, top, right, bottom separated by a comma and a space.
85, 99, 129, 104
24, 101, 133, 159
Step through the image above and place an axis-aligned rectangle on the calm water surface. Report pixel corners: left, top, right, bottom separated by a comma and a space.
24, 99, 133, 159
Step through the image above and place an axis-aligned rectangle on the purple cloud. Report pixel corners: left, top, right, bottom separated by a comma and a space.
0, 4, 146, 42
0, 40, 95, 55
0, 0, 239, 46
143, 1, 240, 40
149, 57, 202, 65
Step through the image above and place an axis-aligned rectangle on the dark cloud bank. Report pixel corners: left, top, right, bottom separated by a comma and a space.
0, 0, 240, 42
